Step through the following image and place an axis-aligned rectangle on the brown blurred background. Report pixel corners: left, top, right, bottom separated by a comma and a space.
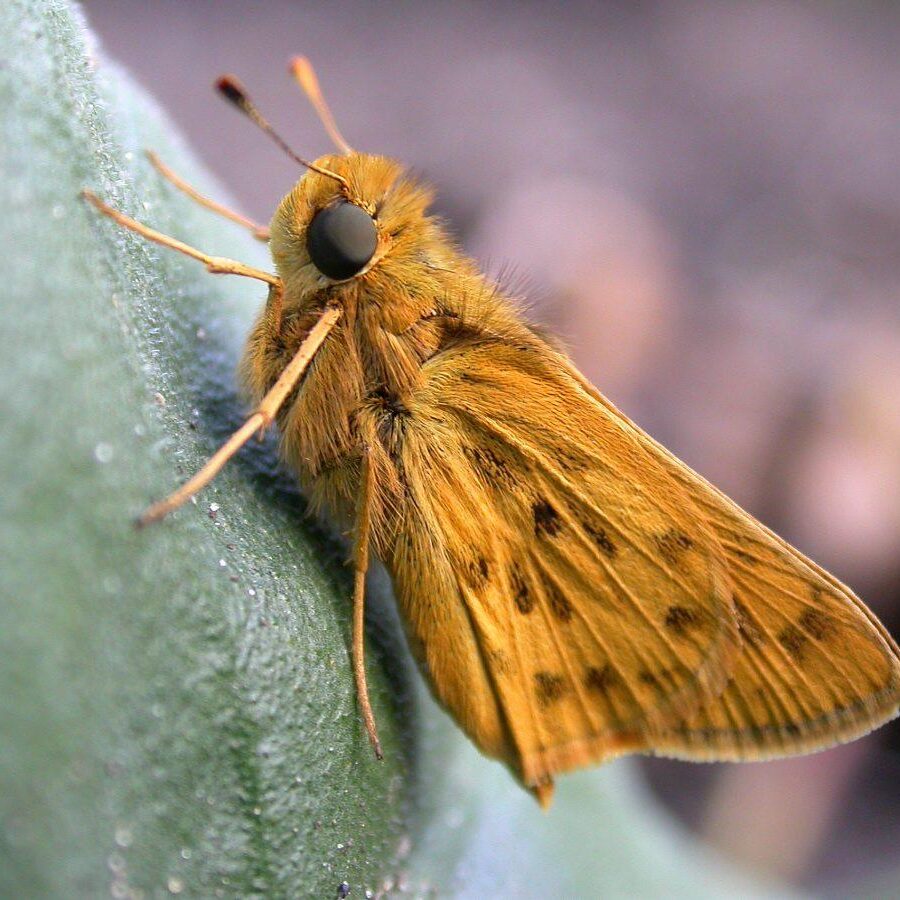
80, 1, 900, 893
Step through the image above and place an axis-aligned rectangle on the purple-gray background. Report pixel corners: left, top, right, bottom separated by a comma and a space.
81, 1, 900, 891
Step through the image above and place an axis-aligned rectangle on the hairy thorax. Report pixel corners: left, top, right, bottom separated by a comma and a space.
239, 270, 472, 539
238, 151, 534, 551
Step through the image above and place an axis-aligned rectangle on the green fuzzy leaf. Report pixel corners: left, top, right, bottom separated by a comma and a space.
0, 2, 418, 896
0, 1, 795, 896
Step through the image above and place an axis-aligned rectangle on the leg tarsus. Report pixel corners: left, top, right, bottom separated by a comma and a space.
136, 413, 265, 527
352, 443, 384, 760
81, 189, 278, 286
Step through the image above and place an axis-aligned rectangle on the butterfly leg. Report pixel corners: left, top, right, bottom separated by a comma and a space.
84, 187, 285, 376
145, 151, 270, 241
352, 443, 384, 760
136, 305, 341, 526
82, 189, 277, 284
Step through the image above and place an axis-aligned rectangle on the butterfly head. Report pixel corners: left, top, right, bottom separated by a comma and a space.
269, 152, 436, 298
216, 66, 441, 305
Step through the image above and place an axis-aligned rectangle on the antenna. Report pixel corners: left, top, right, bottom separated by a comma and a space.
215, 75, 349, 190
290, 56, 354, 155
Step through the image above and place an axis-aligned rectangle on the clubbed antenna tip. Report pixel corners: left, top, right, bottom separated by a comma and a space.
215, 74, 249, 110
213, 72, 349, 190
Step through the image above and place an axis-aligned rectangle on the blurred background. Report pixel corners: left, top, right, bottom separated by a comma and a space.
80, 1, 900, 894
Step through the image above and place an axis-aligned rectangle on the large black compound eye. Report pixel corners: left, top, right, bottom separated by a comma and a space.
306, 201, 378, 280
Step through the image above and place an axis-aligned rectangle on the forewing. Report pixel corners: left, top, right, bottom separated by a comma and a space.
567, 367, 900, 760
386, 338, 741, 793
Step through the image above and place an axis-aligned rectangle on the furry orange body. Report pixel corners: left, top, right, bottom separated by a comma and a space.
240, 151, 900, 805
86, 63, 900, 808
243, 153, 524, 534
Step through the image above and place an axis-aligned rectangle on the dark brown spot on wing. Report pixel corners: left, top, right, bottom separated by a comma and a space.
464, 556, 490, 588
733, 547, 757, 564
639, 668, 677, 692
665, 605, 702, 635
655, 529, 694, 565
509, 563, 533, 614
584, 664, 619, 695
553, 444, 589, 474
580, 518, 617, 558
798, 608, 836, 641
544, 578, 573, 622
535, 672, 567, 707
778, 624, 807, 661
463, 444, 517, 490
533, 498, 561, 538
